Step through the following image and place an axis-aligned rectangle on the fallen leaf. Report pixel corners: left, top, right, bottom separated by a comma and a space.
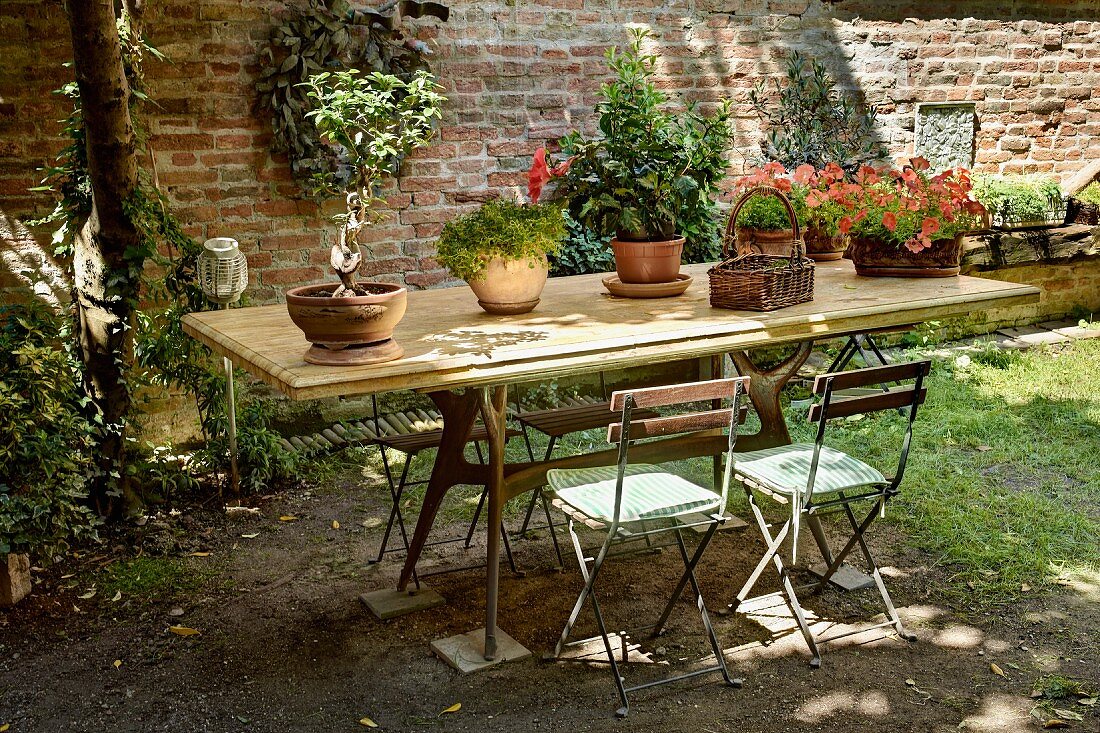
1078, 697, 1097, 706
168, 607, 185, 617
1053, 709, 1083, 721
111, 591, 122, 602
990, 663, 1006, 677
905, 679, 916, 686
61, 573, 75, 579
976, 445, 992, 452
843, 284, 857, 290
441, 703, 461, 715
241, 533, 260, 539
1021, 583, 1032, 592
78, 589, 96, 600
332, 520, 340, 529
1043, 719, 1070, 729
1, 723, 9, 731
358, 717, 379, 728
168, 626, 201, 637
189, 552, 211, 557
279, 515, 298, 522
113, 659, 122, 669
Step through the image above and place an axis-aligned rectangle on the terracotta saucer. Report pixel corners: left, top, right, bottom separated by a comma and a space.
602, 273, 693, 299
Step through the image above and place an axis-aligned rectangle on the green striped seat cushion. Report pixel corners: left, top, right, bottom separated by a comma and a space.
732, 443, 885, 495
546, 464, 721, 523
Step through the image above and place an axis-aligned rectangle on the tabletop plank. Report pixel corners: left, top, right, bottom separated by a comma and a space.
182, 261, 1040, 400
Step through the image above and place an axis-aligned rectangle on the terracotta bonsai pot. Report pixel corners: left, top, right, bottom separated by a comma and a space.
467, 255, 549, 315
803, 226, 848, 262
734, 227, 795, 256
285, 282, 407, 364
611, 236, 685, 284
848, 233, 964, 278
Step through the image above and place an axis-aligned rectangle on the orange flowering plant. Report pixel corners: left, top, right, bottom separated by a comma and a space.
837, 157, 985, 253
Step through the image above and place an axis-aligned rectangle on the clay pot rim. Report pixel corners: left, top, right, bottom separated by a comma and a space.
285, 281, 407, 305
610, 235, 687, 246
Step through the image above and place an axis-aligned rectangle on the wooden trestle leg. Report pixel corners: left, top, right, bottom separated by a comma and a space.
729, 342, 813, 451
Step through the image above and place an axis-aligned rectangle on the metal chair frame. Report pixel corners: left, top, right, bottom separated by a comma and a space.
548, 377, 750, 717
730, 360, 930, 667
367, 396, 517, 587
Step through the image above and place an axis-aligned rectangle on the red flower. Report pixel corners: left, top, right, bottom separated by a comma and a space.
882, 211, 897, 232
838, 216, 853, 235
921, 217, 940, 237
528, 148, 551, 204
793, 164, 816, 186
910, 156, 931, 172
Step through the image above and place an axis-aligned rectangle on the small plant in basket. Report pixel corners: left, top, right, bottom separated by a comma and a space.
839, 158, 985, 277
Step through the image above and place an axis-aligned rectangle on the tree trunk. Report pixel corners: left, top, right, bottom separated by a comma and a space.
64, 0, 142, 514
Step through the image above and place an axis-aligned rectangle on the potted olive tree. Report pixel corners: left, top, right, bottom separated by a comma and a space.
285, 69, 445, 365
552, 29, 734, 284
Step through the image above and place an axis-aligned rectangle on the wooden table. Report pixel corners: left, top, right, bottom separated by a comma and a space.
183, 260, 1039, 662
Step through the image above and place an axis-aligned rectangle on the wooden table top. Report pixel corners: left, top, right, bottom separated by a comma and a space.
182, 261, 1040, 400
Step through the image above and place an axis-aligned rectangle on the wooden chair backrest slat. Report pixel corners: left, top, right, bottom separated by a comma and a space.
610, 377, 748, 410
808, 386, 927, 422
608, 404, 749, 443
811, 360, 932, 394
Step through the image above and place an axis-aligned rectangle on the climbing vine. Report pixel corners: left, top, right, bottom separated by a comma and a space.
255, 0, 447, 195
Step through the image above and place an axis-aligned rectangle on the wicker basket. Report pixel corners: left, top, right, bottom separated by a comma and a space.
709, 186, 814, 311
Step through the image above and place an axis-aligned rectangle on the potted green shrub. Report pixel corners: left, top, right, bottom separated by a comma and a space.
973, 174, 1067, 230
436, 196, 565, 315
286, 69, 445, 365
839, 158, 985, 277
1068, 181, 1100, 225
551, 28, 734, 284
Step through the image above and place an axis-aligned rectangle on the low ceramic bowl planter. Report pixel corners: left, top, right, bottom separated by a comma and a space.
467, 255, 549, 315
285, 282, 407, 365
804, 226, 848, 262
611, 236, 685, 284
848, 233, 964, 278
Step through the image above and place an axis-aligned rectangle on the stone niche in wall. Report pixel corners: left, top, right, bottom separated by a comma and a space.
915, 103, 976, 171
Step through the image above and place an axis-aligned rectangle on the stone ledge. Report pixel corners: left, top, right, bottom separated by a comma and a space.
961, 224, 1099, 273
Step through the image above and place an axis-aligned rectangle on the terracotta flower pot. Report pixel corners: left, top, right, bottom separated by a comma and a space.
803, 225, 848, 262
285, 282, 407, 364
611, 236, 685, 284
467, 255, 549, 315
848, 233, 964, 278
734, 227, 795, 256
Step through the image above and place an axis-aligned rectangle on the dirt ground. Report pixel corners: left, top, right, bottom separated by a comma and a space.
2, 472, 1098, 733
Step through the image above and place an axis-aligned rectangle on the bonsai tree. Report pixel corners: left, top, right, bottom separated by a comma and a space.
551, 28, 735, 242
751, 51, 887, 174
303, 68, 446, 296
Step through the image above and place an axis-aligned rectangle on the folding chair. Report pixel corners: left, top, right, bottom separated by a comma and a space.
513, 376, 659, 566
729, 360, 930, 667
544, 376, 749, 717
367, 396, 519, 584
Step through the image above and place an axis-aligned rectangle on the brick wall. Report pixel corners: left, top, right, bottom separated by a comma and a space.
2, 0, 1100, 304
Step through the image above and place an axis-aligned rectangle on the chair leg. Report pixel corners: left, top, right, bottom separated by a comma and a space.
827, 335, 859, 373
735, 487, 820, 667
841, 499, 915, 642
518, 436, 558, 535
540, 492, 565, 570
672, 526, 740, 688
652, 520, 720, 637
372, 446, 420, 589
554, 519, 630, 717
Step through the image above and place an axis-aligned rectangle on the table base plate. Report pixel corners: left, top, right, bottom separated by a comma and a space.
360, 586, 445, 620
431, 627, 531, 673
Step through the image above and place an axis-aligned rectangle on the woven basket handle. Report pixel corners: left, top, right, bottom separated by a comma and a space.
724, 185, 803, 260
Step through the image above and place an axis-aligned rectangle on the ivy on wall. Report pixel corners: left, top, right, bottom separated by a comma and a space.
255, 0, 448, 195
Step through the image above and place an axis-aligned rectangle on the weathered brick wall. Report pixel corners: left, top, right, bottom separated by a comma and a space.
2, 0, 1100, 305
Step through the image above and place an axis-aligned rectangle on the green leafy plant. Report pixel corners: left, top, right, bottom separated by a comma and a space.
734, 187, 805, 231
549, 212, 615, 277
973, 175, 1065, 224
303, 68, 445, 296
436, 199, 565, 282
551, 28, 735, 241
0, 302, 100, 559
750, 51, 887, 173
1075, 181, 1100, 206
